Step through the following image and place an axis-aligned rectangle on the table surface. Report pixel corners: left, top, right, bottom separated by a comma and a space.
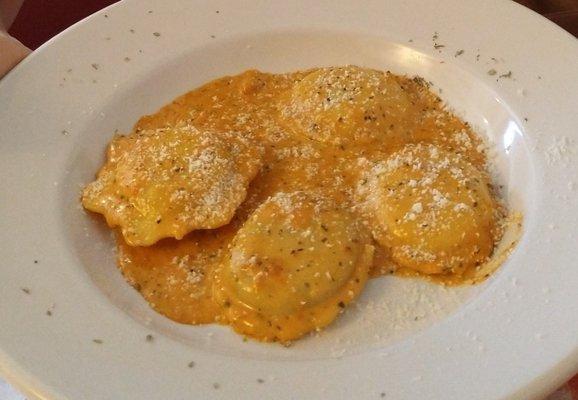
2, 0, 578, 399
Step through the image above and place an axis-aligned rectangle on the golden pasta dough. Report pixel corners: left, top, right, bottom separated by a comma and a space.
356, 144, 499, 275
82, 125, 263, 246
279, 66, 416, 147
215, 192, 373, 342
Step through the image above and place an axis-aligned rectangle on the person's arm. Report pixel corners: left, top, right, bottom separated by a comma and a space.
0, 0, 30, 79
0, 0, 24, 28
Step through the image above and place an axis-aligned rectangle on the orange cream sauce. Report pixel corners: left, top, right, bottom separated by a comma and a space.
106, 67, 506, 343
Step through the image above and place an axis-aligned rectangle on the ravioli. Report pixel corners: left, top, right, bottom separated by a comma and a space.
215, 192, 374, 343
82, 125, 263, 246
279, 66, 416, 147
82, 66, 517, 344
356, 143, 500, 275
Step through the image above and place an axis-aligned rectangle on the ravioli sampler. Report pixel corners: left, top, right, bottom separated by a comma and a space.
82, 66, 516, 343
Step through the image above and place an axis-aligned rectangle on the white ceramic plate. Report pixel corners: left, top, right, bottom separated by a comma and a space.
1, 1, 577, 399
